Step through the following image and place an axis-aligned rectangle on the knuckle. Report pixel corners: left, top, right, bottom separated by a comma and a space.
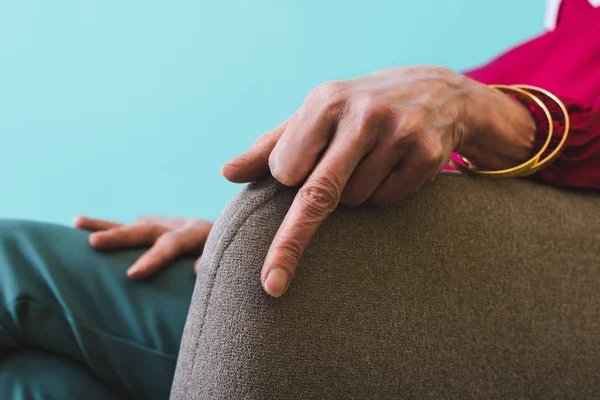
391, 138, 411, 157
268, 153, 295, 186
341, 94, 391, 151
137, 216, 157, 225
298, 176, 341, 218
390, 127, 416, 154
188, 218, 205, 228
356, 94, 390, 126
156, 234, 181, 253
426, 65, 454, 76
423, 142, 445, 165
402, 65, 421, 74
105, 230, 123, 242
150, 224, 166, 238
272, 237, 304, 263
254, 132, 275, 148
397, 106, 428, 135
229, 152, 251, 172
308, 80, 346, 111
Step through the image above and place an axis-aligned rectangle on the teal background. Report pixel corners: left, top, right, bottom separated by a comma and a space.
0, 1, 545, 224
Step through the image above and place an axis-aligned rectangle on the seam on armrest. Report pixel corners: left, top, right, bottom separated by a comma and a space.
181, 179, 285, 398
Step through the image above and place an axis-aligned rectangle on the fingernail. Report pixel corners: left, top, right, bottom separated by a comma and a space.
273, 170, 294, 186
264, 268, 290, 297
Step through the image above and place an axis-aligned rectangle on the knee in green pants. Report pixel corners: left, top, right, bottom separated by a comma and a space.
0, 349, 128, 400
0, 220, 196, 399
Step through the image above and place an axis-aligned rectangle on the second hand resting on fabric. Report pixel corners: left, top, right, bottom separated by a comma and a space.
75, 66, 538, 297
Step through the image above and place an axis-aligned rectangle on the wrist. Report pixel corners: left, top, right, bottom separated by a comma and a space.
456, 81, 536, 170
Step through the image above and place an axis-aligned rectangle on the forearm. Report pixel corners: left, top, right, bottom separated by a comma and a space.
455, 82, 600, 189
455, 24, 600, 189
455, 80, 537, 170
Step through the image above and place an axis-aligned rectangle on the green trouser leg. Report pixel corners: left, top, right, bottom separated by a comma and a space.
0, 349, 127, 400
0, 220, 196, 400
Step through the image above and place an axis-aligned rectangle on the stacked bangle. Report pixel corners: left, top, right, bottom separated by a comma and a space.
449, 84, 571, 179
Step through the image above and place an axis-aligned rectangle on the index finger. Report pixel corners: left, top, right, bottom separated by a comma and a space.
221, 116, 292, 184
261, 128, 372, 297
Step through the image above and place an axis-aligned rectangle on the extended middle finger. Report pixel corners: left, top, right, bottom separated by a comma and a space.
261, 116, 376, 296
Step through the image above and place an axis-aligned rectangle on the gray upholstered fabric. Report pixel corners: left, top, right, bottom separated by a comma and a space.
171, 173, 600, 399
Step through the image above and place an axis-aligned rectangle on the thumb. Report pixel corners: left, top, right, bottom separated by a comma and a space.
221, 117, 291, 183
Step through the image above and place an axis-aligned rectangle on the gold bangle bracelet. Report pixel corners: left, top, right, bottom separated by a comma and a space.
513, 84, 570, 174
448, 85, 554, 179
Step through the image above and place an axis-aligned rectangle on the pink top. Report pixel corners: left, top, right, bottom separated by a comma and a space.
460, 0, 600, 188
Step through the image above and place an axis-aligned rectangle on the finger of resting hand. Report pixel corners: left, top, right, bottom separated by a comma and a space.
261, 123, 372, 297
136, 216, 189, 229
127, 228, 205, 279
370, 141, 442, 207
340, 137, 411, 206
221, 118, 290, 183
268, 104, 336, 186
89, 224, 167, 250
74, 216, 123, 232
136, 216, 169, 224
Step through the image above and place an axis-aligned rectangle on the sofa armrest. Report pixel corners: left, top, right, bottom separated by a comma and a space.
171, 174, 600, 399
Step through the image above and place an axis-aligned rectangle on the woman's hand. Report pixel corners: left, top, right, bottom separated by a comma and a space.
221, 65, 536, 297
74, 216, 213, 279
